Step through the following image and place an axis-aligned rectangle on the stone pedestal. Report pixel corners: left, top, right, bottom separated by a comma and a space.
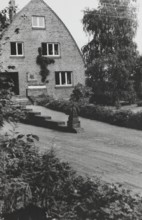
67, 103, 84, 133
67, 116, 80, 128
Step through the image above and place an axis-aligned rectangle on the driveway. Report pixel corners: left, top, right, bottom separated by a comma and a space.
2, 105, 142, 194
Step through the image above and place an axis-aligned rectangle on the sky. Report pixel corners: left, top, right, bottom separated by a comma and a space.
0, 0, 142, 54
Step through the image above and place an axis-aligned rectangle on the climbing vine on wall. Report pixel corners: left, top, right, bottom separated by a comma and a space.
36, 47, 55, 83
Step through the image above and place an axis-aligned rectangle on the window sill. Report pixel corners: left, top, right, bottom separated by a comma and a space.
10, 55, 25, 58
28, 85, 46, 89
32, 27, 45, 30
55, 85, 73, 88
42, 55, 61, 59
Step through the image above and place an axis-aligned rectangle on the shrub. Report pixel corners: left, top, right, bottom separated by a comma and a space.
0, 78, 26, 127
90, 92, 114, 106
137, 100, 142, 107
70, 83, 92, 104
110, 110, 132, 127
128, 112, 142, 130
35, 96, 142, 131
79, 104, 114, 123
1, 133, 142, 220
45, 99, 71, 114
29, 94, 54, 106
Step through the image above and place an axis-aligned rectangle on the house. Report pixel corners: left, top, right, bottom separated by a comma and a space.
0, 0, 85, 99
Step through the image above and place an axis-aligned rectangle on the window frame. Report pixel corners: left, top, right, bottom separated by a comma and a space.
10, 42, 24, 57
32, 16, 45, 29
42, 43, 60, 57
55, 71, 73, 87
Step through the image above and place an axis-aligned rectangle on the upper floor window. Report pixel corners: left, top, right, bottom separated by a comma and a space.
42, 43, 60, 56
55, 71, 72, 86
32, 16, 45, 28
10, 42, 24, 56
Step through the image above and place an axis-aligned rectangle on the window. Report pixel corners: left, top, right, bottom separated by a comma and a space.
10, 42, 24, 56
32, 16, 45, 28
55, 72, 72, 86
42, 43, 60, 56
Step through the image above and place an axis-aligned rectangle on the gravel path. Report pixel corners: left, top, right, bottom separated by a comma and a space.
2, 105, 142, 193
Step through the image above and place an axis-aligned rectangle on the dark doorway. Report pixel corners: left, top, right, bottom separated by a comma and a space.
0, 72, 19, 95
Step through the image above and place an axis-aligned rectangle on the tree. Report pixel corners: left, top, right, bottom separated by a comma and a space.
0, 10, 8, 32
134, 55, 142, 98
0, 5, 11, 38
0, 7, 9, 71
82, 0, 138, 105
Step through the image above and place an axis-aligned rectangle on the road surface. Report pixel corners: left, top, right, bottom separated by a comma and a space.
2, 105, 142, 194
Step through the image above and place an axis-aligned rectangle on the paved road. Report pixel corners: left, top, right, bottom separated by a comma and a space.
2, 105, 142, 193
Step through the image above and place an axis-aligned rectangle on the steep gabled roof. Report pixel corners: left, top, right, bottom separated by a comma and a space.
9, 0, 84, 63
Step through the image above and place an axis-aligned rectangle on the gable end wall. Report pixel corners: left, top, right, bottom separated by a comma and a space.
1, 0, 85, 99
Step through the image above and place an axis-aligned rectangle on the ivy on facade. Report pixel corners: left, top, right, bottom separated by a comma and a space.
36, 47, 55, 83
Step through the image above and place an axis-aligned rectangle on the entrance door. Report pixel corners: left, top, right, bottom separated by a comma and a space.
0, 72, 19, 95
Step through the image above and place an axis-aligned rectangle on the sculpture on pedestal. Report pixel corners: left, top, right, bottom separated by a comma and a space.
67, 102, 83, 132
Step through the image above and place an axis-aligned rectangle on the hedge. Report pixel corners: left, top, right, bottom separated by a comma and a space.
36, 97, 142, 131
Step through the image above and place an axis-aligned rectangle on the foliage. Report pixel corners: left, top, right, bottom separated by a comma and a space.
0, 11, 8, 32
134, 55, 142, 98
36, 95, 142, 130
36, 47, 55, 83
70, 83, 92, 104
35, 94, 70, 114
0, 8, 9, 32
137, 100, 142, 107
0, 0, 18, 30
82, 0, 138, 105
1, 132, 142, 220
0, 2, 17, 40
28, 93, 54, 106
45, 99, 71, 114
0, 133, 39, 215
0, 77, 26, 127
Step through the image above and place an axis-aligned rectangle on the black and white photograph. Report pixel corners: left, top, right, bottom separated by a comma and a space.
1, 0, 142, 219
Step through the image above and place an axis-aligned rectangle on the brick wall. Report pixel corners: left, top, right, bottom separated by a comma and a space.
1, 0, 85, 99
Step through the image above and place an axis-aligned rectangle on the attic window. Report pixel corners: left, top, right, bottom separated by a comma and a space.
32, 16, 45, 28
10, 42, 24, 56
42, 43, 60, 56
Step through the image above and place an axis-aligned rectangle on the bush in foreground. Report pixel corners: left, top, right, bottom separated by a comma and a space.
1, 133, 142, 220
